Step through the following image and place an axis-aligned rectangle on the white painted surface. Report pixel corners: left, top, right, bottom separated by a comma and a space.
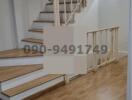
127, 0, 132, 100
10, 76, 64, 100
31, 22, 53, 29
73, 0, 99, 71
44, 26, 74, 74
39, 13, 74, 23
98, 0, 129, 52
13, 0, 48, 47
24, 31, 44, 40
0, 56, 44, 66
44, 56, 75, 74
0, 0, 17, 51
0, 76, 64, 100
1, 69, 46, 91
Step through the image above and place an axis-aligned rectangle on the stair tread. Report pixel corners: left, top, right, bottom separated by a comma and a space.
0, 49, 43, 59
22, 38, 43, 44
28, 29, 43, 33
0, 64, 43, 82
33, 20, 55, 23
2, 74, 64, 97
40, 11, 72, 13
33, 19, 65, 24
47, 1, 78, 5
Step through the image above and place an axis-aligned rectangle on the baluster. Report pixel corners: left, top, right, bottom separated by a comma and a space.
79, 0, 81, 11
54, 0, 60, 26
64, 75, 70, 84
87, 27, 119, 71
113, 28, 116, 58
110, 28, 114, 60
64, 0, 67, 25
115, 27, 119, 60
113, 28, 116, 59
105, 29, 108, 62
99, 30, 103, 65
71, 0, 73, 11
93, 32, 97, 69
87, 32, 89, 71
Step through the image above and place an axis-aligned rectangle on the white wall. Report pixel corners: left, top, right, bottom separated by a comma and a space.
98, 0, 129, 52
0, 0, 17, 51
73, 0, 99, 46
73, 0, 99, 73
0, 0, 49, 51
14, 0, 48, 46
127, 0, 132, 99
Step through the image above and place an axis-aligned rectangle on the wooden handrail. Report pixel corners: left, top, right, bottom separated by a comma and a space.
87, 27, 119, 34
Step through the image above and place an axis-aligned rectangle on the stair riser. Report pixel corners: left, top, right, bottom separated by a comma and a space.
45, 3, 80, 12
39, 13, 74, 23
0, 57, 44, 67
0, 70, 46, 91
20, 42, 44, 52
24, 32, 44, 40
32, 22, 53, 29
0, 93, 9, 100
32, 20, 74, 29
8, 76, 64, 100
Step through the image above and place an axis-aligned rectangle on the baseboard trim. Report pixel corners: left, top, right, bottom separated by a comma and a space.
119, 51, 128, 55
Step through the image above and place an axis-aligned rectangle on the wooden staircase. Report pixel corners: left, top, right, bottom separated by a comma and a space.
0, 49, 43, 59
0, 64, 43, 82
0, 0, 86, 99
2, 75, 64, 98
0, 49, 64, 100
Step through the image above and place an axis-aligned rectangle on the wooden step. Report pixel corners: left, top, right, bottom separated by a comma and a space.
22, 38, 43, 44
0, 64, 43, 82
2, 74, 64, 97
33, 20, 65, 24
40, 11, 72, 13
28, 29, 43, 34
33, 20, 54, 23
46, 1, 78, 5
0, 49, 43, 59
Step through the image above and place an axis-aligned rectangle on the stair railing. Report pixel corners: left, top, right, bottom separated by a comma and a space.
53, 0, 84, 26
64, 0, 83, 25
87, 27, 119, 70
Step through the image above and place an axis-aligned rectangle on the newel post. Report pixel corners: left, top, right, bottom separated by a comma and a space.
53, 0, 60, 26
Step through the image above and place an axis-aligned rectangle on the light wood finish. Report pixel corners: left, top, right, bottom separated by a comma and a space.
24, 82, 65, 100
40, 11, 73, 13
0, 64, 43, 82
33, 20, 65, 24
87, 27, 119, 34
31, 56, 127, 100
22, 38, 43, 44
2, 74, 64, 97
28, 29, 43, 34
87, 27, 119, 70
0, 49, 43, 59
33, 20, 55, 23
